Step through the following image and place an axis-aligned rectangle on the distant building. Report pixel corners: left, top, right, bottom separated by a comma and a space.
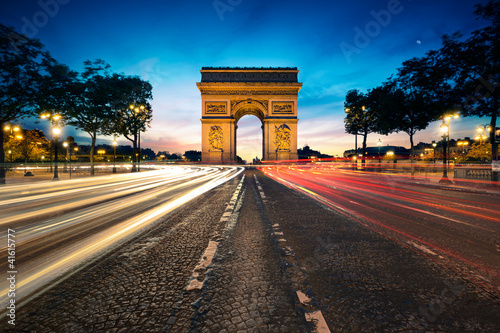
298, 145, 333, 160
343, 145, 410, 158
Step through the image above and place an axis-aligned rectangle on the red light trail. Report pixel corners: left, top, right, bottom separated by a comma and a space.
261, 164, 500, 294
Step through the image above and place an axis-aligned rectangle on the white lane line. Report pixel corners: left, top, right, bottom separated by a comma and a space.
253, 174, 266, 199
186, 175, 246, 291
408, 241, 438, 256
187, 240, 219, 291
296, 290, 312, 304
305, 310, 330, 333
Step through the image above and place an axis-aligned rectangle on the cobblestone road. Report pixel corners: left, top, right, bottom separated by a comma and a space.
4, 169, 500, 332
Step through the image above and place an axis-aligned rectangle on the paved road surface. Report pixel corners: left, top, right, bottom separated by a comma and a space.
1, 167, 499, 332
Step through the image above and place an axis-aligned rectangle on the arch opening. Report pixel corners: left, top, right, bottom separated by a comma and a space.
236, 114, 263, 164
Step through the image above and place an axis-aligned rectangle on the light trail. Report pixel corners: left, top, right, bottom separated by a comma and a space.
0, 166, 243, 315
261, 164, 500, 293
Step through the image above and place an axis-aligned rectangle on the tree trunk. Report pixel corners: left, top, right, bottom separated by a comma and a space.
362, 132, 367, 168
491, 99, 498, 181
0, 120, 5, 185
131, 135, 138, 172
90, 134, 96, 176
410, 132, 415, 177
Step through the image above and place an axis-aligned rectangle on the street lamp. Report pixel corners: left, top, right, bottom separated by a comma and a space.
443, 112, 460, 166
52, 126, 61, 181
129, 104, 145, 172
4, 125, 22, 167
112, 139, 118, 173
63, 142, 69, 172
457, 141, 469, 154
97, 149, 106, 162
475, 125, 491, 144
432, 141, 437, 163
439, 120, 452, 184
41, 113, 61, 172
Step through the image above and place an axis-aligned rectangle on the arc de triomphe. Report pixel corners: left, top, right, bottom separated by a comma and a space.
197, 67, 302, 162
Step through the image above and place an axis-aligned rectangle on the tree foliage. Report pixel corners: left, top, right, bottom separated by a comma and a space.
344, 89, 378, 163
436, 0, 500, 161
63, 59, 118, 175
107, 75, 153, 171
0, 24, 52, 182
373, 56, 452, 162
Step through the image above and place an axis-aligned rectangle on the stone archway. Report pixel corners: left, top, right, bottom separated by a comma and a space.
197, 67, 302, 162
233, 101, 266, 162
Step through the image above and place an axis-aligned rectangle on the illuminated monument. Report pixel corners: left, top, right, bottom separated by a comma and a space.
197, 67, 302, 162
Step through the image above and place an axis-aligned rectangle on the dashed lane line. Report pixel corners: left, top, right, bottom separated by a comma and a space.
186, 175, 246, 291
254, 176, 331, 333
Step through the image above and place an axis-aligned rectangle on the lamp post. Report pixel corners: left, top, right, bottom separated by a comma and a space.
4, 124, 20, 137
439, 120, 452, 184
4, 125, 23, 170
41, 113, 61, 172
112, 139, 118, 174
457, 141, 469, 154
475, 125, 491, 145
97, 149, 106, 162
443, 112, 460, 166
129, 104, 145, 172
432, 141, 437, 163
63, 142, 69, 172
52, 126, 61, 181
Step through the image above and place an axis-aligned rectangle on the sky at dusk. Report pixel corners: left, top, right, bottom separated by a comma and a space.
1, 0, 492, 161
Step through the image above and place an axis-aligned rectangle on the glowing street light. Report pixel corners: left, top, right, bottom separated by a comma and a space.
41, 112, 61, 172
129, 103, 146, 172
52, 126, 61, 181
112, 138, 118, 174
432, 141, 437, 163
475, 125, 491, 144
442, 112, 459, 165
457, 141, 469, 153
439, 120, 452, 184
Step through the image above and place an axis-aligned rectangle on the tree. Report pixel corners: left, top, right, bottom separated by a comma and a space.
107, 75, 153, 172
184, 150, 201, 162
0, 24, 51, 183
344, 89, 377, 165
466, 142, 492, 162
373, 56, 451, 169
436, 1, 500, 175
64, 59, 116, 176
17, 129, 48, 163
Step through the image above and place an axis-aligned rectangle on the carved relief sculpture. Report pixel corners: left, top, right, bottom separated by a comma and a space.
231, 99, 269, 111
274, 124, 291, 151
206, 102, 226, 114
273, 102, 293, 114
209, 125, 224, 151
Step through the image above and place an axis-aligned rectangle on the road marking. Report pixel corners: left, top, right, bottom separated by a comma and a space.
296, 290, 311, 304
186, 175, 246, 291
254, 175, 331, 333
408, 241, 438, 256
305, 310, 330, 333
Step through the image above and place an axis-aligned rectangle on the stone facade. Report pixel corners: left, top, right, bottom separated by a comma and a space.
198, 67, 302, 162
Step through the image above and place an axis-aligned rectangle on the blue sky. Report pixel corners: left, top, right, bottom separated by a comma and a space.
1, 0, 491, 161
